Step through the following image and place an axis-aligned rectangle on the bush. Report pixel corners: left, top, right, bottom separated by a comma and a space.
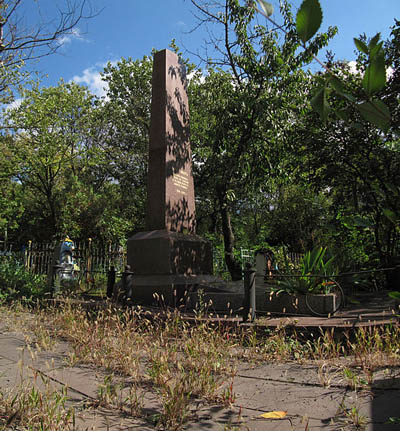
275, 247, 338, 294
0, 256, 48, 304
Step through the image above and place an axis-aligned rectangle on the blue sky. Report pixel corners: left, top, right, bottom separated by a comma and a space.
26, 0, 400, 97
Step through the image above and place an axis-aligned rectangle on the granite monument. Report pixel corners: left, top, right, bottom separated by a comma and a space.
127, 49, 215, 306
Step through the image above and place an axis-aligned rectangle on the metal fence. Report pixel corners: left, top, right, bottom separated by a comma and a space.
240, 248, 255, 269
2, 240, 126, 277
2, 240, 302, 279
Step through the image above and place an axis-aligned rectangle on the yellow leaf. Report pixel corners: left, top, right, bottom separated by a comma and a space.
260, 411, 287, 419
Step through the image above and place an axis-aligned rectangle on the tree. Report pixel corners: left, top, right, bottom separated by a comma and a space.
257, 0, 391, 132
288, 22, 400, 275
96, 56, 153, 235
0, 134, 24, 235
0, 0, 94, 103
188, 0, 335, 279
1, 55, 159, 244
3, 81, 97, 240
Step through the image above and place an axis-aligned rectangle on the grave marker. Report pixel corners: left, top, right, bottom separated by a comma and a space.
127, 49, 214, 306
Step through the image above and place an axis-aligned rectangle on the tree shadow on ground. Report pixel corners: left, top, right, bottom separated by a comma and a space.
372, 374, 400, 430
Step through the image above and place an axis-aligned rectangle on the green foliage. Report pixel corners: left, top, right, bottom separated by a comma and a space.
311, 84, 330, 122
190, 0, 335, 279
296, 0, 323, 44
287, 18, 400, 278
357, 99, 390, 131
3, 81, 97, 240
388, 291, 400, 300
96, 56, 153, 236
258, 0, 392, 131
259, 184, 331, 253
276, 247, 337, 294
0, 256, 48, 304
1, 67, 149, 242
0, 137, 25, 233
357, 33, 386, 95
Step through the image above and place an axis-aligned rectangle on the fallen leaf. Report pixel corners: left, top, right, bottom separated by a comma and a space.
260, 411, 287, 419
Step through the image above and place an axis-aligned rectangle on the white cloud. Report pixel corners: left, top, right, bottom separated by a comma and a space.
187, 70, 206, 84
2, 97, 22, 114
347, 60, 394, 81
71, 65, 108, 97
58, 28, 85, 46
347, 61, 362, 76
8, 98, 22, 110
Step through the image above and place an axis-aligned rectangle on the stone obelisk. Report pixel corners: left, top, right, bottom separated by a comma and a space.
127, 49, 213, 306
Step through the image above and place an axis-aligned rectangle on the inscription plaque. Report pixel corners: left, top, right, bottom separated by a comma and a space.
172, 171, 189, 194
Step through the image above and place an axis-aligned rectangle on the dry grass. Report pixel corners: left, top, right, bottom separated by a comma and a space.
0, 301, 399, 430
0, 372, 76, 430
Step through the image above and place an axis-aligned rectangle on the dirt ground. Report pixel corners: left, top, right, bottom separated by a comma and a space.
1, 306, 399, 431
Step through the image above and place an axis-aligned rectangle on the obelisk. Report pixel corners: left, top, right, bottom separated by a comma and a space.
127, 49, 213, 306
146, 48, 196, 234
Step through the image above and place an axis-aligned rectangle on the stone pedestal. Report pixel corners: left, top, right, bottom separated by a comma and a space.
128, 230, 212, 276
127, 229, 216, 305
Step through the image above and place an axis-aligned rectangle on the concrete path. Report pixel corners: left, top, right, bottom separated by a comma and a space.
1, 304, 399, 430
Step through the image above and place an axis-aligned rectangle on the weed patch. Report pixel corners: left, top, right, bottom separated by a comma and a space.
1, 300, 399, 430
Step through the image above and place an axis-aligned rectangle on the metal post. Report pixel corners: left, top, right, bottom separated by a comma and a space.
243, 263, 256, 322
106, 266, 116, 298
122, 265, 133, 302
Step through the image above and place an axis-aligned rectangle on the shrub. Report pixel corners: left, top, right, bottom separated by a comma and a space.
275, 247, 338, 294
0, 256, 48, 304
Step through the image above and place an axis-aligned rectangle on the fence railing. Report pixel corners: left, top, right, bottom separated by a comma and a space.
214, 248, 304, 278
5, 240, 127, 276
72, 240, 126, 275
3, 240, 302, 280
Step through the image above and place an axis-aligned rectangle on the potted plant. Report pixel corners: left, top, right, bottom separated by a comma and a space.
268, 247, 344, 316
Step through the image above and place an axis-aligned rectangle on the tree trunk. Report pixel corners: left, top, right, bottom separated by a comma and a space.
218, 190, 242, 281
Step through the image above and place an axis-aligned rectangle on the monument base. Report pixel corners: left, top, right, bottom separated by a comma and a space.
127, 229, 213, 275
127, 229, 217, 306
129, 273, 229, 307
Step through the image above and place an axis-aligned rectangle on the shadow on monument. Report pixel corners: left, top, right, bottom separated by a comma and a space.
165, 199, 196, 234
165, 94, 191, 175
165, 63, 191, 186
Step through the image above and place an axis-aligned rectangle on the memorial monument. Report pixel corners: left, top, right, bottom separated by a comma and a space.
127, 49, 216, 306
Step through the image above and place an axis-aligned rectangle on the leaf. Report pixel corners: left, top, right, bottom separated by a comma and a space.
328, 75, 344, 93
362, 52, 386, 95
327, 75, 356, 102
311, 86, 330, 122
257, 0, 274, 17
370, 41, 383, 59
260, 411, 287, 419
369, 32, 381, 49
351, 122, 365, 131
353, 38, 368, 54
383, 208, 398, 224
388, 291, 400, 300
357, 100, 390, 131
340, 215, 373, 228
296, 0, 323, 43
335, 110, 350, 122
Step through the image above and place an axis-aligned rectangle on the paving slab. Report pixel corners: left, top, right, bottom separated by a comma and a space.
1, 306, 400, 430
